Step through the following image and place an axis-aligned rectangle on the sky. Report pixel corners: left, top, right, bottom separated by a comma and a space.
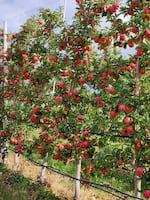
0, 0, 76, 32
0, 0, 128, 33
0, 0, 134, 55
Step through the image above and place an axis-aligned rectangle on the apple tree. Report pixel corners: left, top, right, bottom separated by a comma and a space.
1, 0, 150, 199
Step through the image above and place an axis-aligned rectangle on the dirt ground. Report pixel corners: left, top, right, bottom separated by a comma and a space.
6, 152, 116, 200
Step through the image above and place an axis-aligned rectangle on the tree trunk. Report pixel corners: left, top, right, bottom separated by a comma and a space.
134, 175, 141, 199
1, 21, 8, 165
134, 150, 142, 200
37, 152, 48, 184
14, 152, 20, 171
134, 57, 141, 199
74, 156, 81, 200
1, 142, 8, 164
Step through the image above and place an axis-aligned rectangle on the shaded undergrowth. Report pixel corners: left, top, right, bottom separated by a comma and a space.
0, 162, 61, 200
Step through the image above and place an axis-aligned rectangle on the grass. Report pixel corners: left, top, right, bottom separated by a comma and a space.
5, 152, 121, 200
2, 147, 147, 200
0, 162, 61, 200
47, 157, 134, 192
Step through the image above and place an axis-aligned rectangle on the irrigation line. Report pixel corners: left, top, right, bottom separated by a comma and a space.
8, 147, 144, 200
19, 154, 127, 200
23, 153, 144, 200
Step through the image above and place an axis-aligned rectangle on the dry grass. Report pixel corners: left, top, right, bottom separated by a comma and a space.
6, 152, 117, 200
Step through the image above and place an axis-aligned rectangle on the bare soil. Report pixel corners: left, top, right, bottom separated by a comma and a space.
6, 152, 117, 200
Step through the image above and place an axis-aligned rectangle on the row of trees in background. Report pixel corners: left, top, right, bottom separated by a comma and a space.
0, 0, 150, 199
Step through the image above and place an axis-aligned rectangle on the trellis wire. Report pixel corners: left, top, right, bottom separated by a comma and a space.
8, 146, 144, 200
90, 131, 150, 141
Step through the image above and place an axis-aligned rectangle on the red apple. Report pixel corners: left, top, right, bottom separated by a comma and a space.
135, 142, 141, 150
127, 40, 134, 48
30, 114, 39, 123
39, 150, 46, 157
72, 89, 78, 95
126, 125, 134, 134
32, 106, 40, 113
46, 137, 52, 143
140, 68, 146, 75
110, 110, 117, 118
118, 104, 126, 112
57, 144, 64, 151
10, 138, 18, 145
54, 131, 59, 136
120, 130, 127, 136
0, 32, 4, 36
145, 30, 150, 38
62, 95, 67, 101
131, 26, 138, 34
123, 116, 132, 124
108, 68, 114, 75
74, 96, 80, 103
67, 143, 73, 149
58, 81, 65, 88
125, 106, 132, 113
79, 77, 85, 85
9, 111, 16, 118
16, 145, 24, 153
76, 36, 82, 43
68, 91, 73, 97
49, 124, 55, 129
100, 82, 107, 89
66, 29, 71, 35
94, 96, 101, 103
98, 102, 104, 108
88, 72, 95, 82
108, 86, 115, 94
120, 34, 126, 41
55, 96, 61, 104
61, 70, 70, 76
81, 140, 89, 148
100, 169, 108, 176
144, 7, 150, 21
128, 10, 134, 15
32, 56, 39, 63
38, 20, 43, 25
83, 59, 88, 65
143, 190, 150, 199
40, 126, 46, 132
136, 49, 143, 56
135, 167, 144, 177
77, 114, 83, 120
83, 130, 89, 137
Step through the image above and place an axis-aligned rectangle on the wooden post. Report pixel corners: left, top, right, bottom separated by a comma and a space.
37, 152, 48, 184
74, 156, 81, 200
